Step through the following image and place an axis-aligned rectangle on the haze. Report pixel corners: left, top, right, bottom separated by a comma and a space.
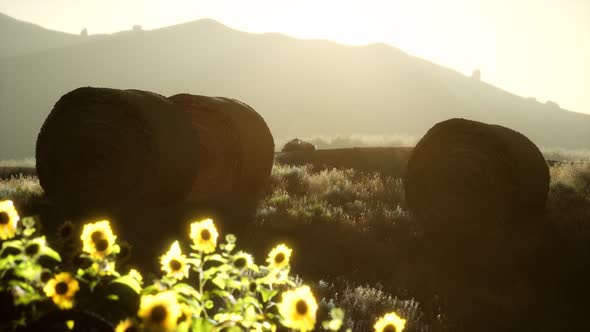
1, 0, 588, 115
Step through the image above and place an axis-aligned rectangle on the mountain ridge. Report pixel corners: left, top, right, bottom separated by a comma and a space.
1, 12, 588, 158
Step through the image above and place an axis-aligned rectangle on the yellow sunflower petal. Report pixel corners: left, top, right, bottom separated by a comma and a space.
43, 272, 79, 310
0, 200, 20, 240
80, 220, 117, 258
189, 218, 219, 254
278, 285, 318, 332
266, 244, 292, 270
160, 241, 189, 280
138, 291, 181, 332
115, 318, 139, 332
374, 311, 406, 332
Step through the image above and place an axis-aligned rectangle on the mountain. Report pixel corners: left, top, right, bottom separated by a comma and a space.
1, 13, 589, 159
0, 12, 87, 57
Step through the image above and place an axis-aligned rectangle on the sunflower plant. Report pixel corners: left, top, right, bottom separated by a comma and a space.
0, 199, 407, 331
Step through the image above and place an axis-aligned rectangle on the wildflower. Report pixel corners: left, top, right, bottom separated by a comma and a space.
266, 244, 292, 270
43, 272, 79, 309
24, 237, 47, 259
160, 241, 189, 280
80, 220, 117, 258
0, 200, 20, 240
374, 311, 406, 332
115, 318, 140, 332
189, 218, 218, 254
232, 251, 254, 271
278, 285, 318, 331
138, 291, 181, 332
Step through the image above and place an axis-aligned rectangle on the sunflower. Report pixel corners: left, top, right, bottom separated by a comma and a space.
189, 218, 218, 254
80, 220, 117, 258
0, 200, 20, 240
43, 272, 79, 310
266, 244, 292, 270
115, 318, 140, 332
232, 251, 254, 271
278, 285, 318, 332
24, 236, 47, 259
138, 291, 181, 332
160, 241, 189, 280
374, 311, 406, 332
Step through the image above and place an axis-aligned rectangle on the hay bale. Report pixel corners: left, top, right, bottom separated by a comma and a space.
36, 87, 198, 214
168, 94, 274, 209
281, 138, 316, 152
404, 118, 549, 235
276, 147, 413, 178
404, 118, 551, 330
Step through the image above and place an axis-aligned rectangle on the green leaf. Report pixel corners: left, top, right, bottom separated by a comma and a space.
204, 254, 226, 263
259, 288, 278, 303
173, 283, 201, 300
211, 276, 226, 289
106, 294, 119, 301
40, 246, 62, 262
191, 318, 215, 332
112, 275, 142, 294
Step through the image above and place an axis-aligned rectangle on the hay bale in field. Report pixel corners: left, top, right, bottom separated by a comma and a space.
168, 94, 274, 210
276, 147, 413, 178
36, 87, 198, 213
281, 138, 316, 152
404, 118, 549, 235
404, 118, 551, 330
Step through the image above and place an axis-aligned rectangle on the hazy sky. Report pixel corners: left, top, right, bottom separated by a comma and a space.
1, 0, 589, 114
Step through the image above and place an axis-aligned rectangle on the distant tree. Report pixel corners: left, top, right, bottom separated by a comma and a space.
80, 28, 88, 37
471, 69, 481, 81
132, 25, 143, 31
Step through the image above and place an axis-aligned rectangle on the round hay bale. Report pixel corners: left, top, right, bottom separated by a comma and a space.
36, 87, 198, 214
281, 138, 316, 152
168, 94, 274, 209
404, 118, 549, 235
404, 118, 551, 329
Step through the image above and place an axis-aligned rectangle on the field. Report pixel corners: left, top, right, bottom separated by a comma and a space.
1, 155, 590, 331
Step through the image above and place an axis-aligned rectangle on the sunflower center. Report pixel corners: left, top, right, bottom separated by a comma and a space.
25, 243, 40, 256
150, 305, 168, 324
295, 299, 308, 315
95, 239, 109, 252
0, 212, 9, 225
234, 257, 247, 269
124, 327, 138, 332
274, 253, 285, 264
55, 281, 69, 295
169, 259, 182, 271
383, 324, 397, 332
91, 231, 104, 243
201, 229, 211, 241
